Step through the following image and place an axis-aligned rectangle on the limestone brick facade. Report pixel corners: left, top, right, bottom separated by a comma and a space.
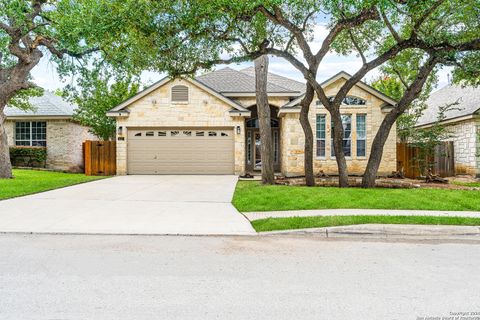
112, 77, 398, 177
444, 118, 480, 176
5, 118, 95, 172
280, 78, 397, 176
115, 78, 246, 175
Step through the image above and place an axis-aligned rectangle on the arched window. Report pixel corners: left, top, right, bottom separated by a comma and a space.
171, 85, 189, 102
316, 96, 367, 106
246, 118, 279, 128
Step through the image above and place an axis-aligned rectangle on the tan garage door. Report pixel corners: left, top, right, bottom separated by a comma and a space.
127, 128, 234, 174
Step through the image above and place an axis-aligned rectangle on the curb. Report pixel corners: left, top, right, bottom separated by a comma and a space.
260, 224, 480, 241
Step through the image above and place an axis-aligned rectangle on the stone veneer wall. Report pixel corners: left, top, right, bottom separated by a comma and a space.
280, 78, 397, 176
476, 119, 480, 178
444, 118, 479, 176
115, 78, 246, 175
5, 119, 95, 172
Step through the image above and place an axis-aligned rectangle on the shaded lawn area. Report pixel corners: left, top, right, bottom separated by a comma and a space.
252, 215, 480, 232
233, 181, 480, 212
0, 169, 107, 200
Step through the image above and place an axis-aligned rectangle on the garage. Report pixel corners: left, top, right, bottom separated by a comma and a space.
127, 128, 235, 174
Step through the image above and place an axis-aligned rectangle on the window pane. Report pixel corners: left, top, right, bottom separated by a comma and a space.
356, 114, 366, 157
316, 115, 326, 157
15, 121, 31, 146
356, 115, 366, 139
316, 115, 326, 139
316, 140, 325, 157
357, 140, 366, 157
331, 115, 351, 157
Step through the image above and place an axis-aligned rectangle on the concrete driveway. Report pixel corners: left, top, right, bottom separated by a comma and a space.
0, 175, 255, 235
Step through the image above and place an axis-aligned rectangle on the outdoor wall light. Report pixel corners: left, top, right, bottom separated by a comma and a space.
236, 126, 241, 135
117, 126, 123, 136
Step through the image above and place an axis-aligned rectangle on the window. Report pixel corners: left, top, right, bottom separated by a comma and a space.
145, 131, 154, 136
183, 131, 192, 136
158, 131, 166, 136
246, 118, 279, 128
171, 85, 189, 102
273, 131, 279, 163
246, 131, 252, 165
134, 132, 142, 137
316, 115, 326, 157
316, 96, 367, 106
331, 115, 352, 157
196, 131, 204, 136
15, 121, 46, 147
356, 114, 367, 157
208, 131, 217, 137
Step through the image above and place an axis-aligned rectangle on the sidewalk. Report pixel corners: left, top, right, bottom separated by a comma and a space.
244, 208, 480, 221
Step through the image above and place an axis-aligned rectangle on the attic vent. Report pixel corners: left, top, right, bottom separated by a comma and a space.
171, 85, 189, 102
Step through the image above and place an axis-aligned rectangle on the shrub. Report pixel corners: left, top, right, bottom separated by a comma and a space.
9, 146, 47, 168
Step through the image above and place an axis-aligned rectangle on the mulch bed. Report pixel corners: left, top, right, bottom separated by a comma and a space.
274, 176, 480, 190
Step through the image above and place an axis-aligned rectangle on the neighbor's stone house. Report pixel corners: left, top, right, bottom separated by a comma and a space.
4, 91, 96, 172
416, 85, 480, 177
107, 67, 397, 177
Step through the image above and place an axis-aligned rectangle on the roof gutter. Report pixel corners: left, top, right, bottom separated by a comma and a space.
415, 114, 479, 129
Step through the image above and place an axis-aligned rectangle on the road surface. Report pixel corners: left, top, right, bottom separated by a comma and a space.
0, 234, 478, 319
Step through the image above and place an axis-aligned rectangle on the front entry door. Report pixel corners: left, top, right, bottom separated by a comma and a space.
254, 132, 262, 170
246, 128, 280, 173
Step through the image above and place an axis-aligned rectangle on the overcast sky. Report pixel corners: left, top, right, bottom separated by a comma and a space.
31, 23, 452, 92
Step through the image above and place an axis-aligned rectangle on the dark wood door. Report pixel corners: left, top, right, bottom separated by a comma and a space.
245, 128, 280, 173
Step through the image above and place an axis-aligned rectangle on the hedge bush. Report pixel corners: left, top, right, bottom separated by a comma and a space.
9, 146, 47, 168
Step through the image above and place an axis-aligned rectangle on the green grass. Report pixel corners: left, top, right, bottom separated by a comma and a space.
252, 215, 480, 232
452, 181, 480, 188
233, 181, 480, 212
0, 169, 107, 200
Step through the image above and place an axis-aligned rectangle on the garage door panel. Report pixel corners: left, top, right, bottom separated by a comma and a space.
127, 128, 234, 174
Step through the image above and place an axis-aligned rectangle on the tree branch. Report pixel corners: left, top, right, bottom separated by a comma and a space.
380, 10, 402, 43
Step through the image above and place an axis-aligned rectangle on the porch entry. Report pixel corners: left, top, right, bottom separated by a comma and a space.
245, 105, 281, 173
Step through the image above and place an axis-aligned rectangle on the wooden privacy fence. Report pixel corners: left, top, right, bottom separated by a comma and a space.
397, 142, 454, 178
83, 140, 116, 176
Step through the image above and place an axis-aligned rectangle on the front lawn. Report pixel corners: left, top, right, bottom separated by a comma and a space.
233, 181, 480, 212
0, 169, 107, 200
252, 215, 480, 232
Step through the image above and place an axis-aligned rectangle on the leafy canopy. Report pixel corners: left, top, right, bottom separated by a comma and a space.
62, 67, 140, 141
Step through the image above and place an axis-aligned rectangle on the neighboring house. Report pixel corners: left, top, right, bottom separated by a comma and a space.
4, 91, 96, 172
107, 67, 397, 176
416, 85, 480, 177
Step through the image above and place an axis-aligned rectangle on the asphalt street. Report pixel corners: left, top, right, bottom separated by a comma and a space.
0, 234, 478, 319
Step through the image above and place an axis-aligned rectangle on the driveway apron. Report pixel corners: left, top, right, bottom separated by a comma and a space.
0, 175, 255, 235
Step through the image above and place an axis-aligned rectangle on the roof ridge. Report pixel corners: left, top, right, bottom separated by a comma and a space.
234, 68, 295, 92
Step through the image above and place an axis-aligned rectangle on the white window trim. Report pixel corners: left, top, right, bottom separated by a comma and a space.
14, 121, 47, 147
356, 114, 367, 158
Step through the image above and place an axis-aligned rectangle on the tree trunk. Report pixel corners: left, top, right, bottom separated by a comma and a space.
299, 83, 315, 186
330, 110, 349, 187
362, 57, 438, 188
361, 116, 396, 187
254, 55, 275, 185
0, 110, 13, 179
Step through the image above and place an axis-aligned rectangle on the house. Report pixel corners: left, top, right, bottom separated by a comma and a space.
416, 85, 480, 177
4, 91, 96, 172
107, 67, 398, 176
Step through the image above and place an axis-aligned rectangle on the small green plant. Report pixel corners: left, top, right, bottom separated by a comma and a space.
9, 147, 47, 167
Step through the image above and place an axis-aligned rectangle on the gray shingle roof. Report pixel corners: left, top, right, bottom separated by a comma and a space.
196, 67, 302, 94
4, 91, 76, 118
416, 85, 480, 126
239, 66, 305, 93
